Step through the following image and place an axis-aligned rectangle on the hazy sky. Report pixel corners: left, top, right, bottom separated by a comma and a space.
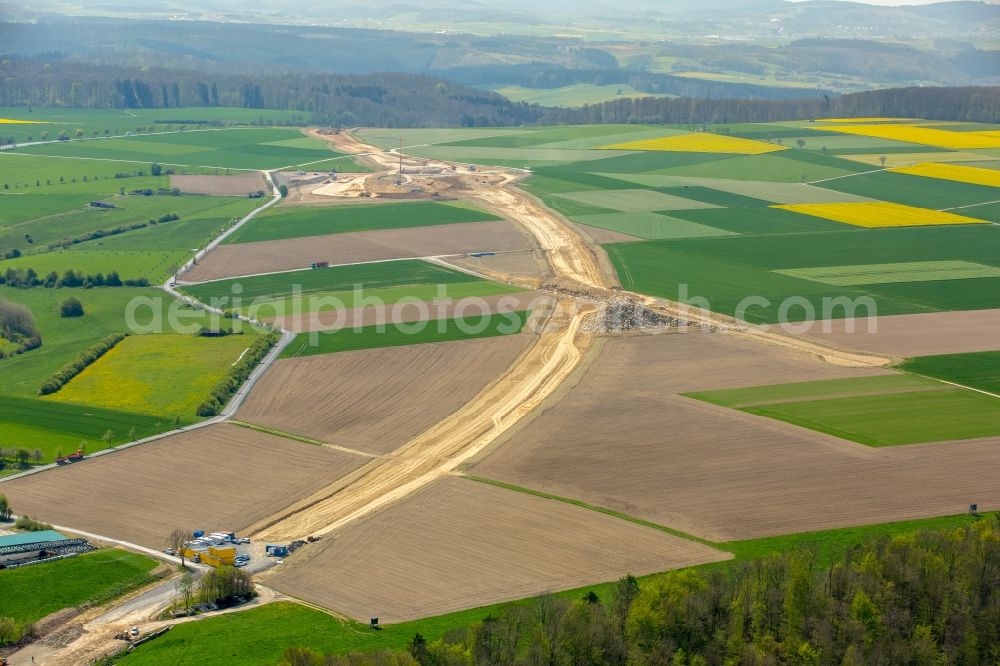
791, 0, 997, 3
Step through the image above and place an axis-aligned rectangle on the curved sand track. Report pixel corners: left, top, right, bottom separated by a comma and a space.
248, 129, 895, 543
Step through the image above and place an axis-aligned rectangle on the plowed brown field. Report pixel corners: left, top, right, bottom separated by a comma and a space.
170, 173, 267, 196
237, 334, 535, 454
472, 331, 1000, 541
265, 291, 552, 332
183, 220, 536, 281
0, 424, 367, 548
267, 477, 729, 622
801, 309, 1000, 358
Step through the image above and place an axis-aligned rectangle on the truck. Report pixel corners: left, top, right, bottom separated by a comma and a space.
55, 450, 85, 465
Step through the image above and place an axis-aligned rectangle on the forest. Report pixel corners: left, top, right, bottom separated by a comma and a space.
279, 518, 1000, 665
0, 59, 543, 128
1, 58, 998, 128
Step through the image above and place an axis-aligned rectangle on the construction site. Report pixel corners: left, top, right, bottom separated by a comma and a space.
2, 120, 999, 665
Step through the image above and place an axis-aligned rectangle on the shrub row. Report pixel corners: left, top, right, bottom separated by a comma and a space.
197, 333, 278, 417
1, 268, 149, 289
45, 212, 180, 251
0, 333, 41, 360
38, 332, 128, 395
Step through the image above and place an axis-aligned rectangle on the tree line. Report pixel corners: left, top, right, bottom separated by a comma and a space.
196, 333, 279, 416
0, 268, 149, 289
279, 517, 1000, 665
543, 86, 1000, 126
38, 332, 128, 395
0, 58, 544, 128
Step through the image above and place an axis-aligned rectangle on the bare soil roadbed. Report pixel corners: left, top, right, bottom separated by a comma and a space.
249, 301, 589, 541
170, 173, 268, 196
800, 308, 1000, 358
236, 334, 537, 455
266, 477, 729, 622
472, 331, 1000, 541
0, 423, 367, 549
183, 220, 536, 282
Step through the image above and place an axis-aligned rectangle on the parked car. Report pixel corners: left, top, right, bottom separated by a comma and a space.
164, 548, 176, 556
130, 626, 140, 637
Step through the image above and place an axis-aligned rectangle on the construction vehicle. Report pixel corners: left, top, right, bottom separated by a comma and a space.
55, 449, 85, 465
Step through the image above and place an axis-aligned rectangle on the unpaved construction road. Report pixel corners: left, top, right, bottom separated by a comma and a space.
248, 129, 892, 543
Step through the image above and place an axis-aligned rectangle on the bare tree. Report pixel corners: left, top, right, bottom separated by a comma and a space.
167, 529, 189, 567
879, 155, 887, 167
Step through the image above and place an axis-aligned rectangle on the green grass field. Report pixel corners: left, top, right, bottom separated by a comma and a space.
0, 394, 181, 462
901, 351, 1000, 395
1, 194, 258, 259
17, 128, 361, 171
0, 287, 173, 395
490, 84, 670, 107
281, 310, 529, 358
0, 106, 319, 144
0, 549, 159, 624
116, 510, 991, 665
49, 332, 258, 417
686, 374, 1000, 446
181, 259, 522, 316
819, 170, 1000, 209
223, 200, 500, 244
606, 224, 1000, 323
573, 212, 735, 240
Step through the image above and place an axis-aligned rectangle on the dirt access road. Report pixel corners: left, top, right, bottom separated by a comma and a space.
249, 129, 891, 543
245, 131, 606, 541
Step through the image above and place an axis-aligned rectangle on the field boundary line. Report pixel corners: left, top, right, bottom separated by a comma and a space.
229, 421, 378, 459
898, 370, 1000, 401
176, 253, 474, 285
807, 167, 886, 185
939, 198, 1000, 212
460, 473, 720, 549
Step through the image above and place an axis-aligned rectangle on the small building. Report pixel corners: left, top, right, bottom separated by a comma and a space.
0, 530, 92, 566
89, 201, 116, 209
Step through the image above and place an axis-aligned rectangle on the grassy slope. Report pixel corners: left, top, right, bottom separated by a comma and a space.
281, 311, 529, 358
0, 549, 158, 624
223, 201, 500, 245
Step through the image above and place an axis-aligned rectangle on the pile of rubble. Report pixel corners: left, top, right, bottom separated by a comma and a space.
584, 296, 705, 334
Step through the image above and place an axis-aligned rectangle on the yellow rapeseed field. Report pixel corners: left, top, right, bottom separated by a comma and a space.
602, 132, 786, 154
773, 202, 988, 228
816, 124, 1000, 150
890, 162, 1000, 188
0, 118, 48, 124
